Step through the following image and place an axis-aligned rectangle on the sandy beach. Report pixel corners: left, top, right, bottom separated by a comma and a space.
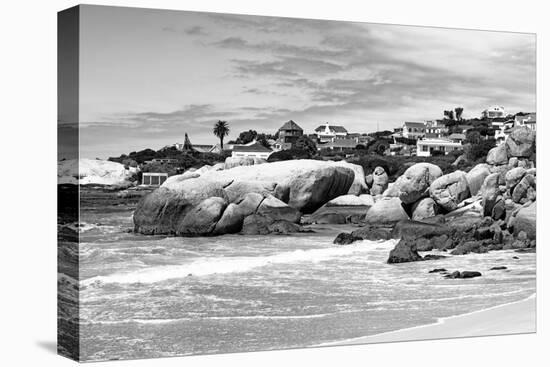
323, 295, 536, 346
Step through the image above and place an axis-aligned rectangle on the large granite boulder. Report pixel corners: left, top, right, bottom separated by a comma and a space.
465, 163, 491, 196
429, 171, 471, 212
365, 197, 409, 224
134, 160, 354, 235
486, 144, 509, 165
58, 158, 135, 186
511, 174, 536, 204
392, 163, 443, 204
480, 173, 504, 219
370, 166, 389, 196
332, 161, 368, 195
510, 203, 536, 239
505, 167, 526, 190
176, 197, 228, 235
411, 197, 440, 221
506, 126, 536, 158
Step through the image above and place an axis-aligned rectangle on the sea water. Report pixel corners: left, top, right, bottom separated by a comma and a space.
72, 204, 536, 361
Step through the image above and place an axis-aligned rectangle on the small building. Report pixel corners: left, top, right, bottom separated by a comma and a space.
514, 113, 536, 131
402, 122, 426, 139
145, 158, 178, 164
425, 120, 448, 138
277, 120, 304, 145
447, 133, 466, 143
482, 106, 506, 119
141, 172, 168, 186
417, 138, 462, 157
231, 141, 273, 159
317, 138, 358, 151
314, 122, 348, 142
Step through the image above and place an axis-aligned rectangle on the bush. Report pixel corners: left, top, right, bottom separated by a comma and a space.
464, 139, 496, 162
268, 148, 311, 162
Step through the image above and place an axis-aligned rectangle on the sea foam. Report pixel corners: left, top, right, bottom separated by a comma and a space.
81, 240, 396, 286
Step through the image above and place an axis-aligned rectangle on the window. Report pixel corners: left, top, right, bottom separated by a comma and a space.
422, 145, 428, 152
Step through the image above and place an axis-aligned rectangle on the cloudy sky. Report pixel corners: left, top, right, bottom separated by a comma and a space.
76, 5, 535, 158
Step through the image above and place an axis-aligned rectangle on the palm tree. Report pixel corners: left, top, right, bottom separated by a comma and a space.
213, 120, 230, 149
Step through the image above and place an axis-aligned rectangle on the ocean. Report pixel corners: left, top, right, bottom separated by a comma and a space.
70, 197, 535, 361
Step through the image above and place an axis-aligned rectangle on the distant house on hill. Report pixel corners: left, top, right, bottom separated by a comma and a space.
425, 120, 448, 138
402, 122, 426, 139
482, 106, 506, 119
231, 141, 272, 159
417, 138, 462, 157
314, 122, 348, 142
448, 133, 466, 143
317, 138, 358, 151
274, 120, 304, 151
514, 113, 536, 131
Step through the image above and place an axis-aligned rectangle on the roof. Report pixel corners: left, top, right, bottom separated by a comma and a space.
278, 120, 303, 131
417, 138, 462, 146
232, 142, 272, 153
323, 139, 358, 148
403, 122, 425, 129
448, 133, 466, 140
314, 124, 348, 133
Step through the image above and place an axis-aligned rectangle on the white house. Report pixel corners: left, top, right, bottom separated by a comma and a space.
482, 106, 506, 119
417, 138, 462, 157
402, 122, 426, 139
514, 113, 536, 131
314, 122, 348, 142
231, 141, 273, 159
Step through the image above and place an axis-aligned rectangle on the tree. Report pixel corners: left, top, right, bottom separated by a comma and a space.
236, 129, 257, 144
213, 120, 230, 149
294, 135, 317, 155
444, 110, 455, 120
455, 107, 464, 121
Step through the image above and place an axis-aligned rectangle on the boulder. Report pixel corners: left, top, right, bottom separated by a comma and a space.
365, 197, 409, 224
176, 197, 228, 236
411, 198, 440, 220
58, 158, 135, 186
450, 241, 487, 255
333, 232, 362, 245
506, 126, 536, 158
392, 163, 443, 204
350, 226, 393, 241
391, 220, 450, 240
256, 195, 301, 223
486, 144, 509, 165
511, 174, 536, 204
241, 214, 300, 235
213, 193, 264, 234
465, 163, 491, 196
332, 161, 368, 195
445, 271, 482, 279
365, 174, 374, 188
223, 180, 280, 203
387, 239, 422, 264
505, 167, 526, 190
510, 203, 536, 239
480, 173, 503, 218
370, 166, 389, 196
310, 194, 373, 224
429, 171, 471, 212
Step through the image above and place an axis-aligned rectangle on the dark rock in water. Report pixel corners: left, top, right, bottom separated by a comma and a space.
490, 266, 507, 270
512, 256, 520, 259
515, 248, 536, 253
429, 268, 447, 273
444, 271, 482, 279
333, 232, 361, 245
387, 239, 422, 264
241, 214, 297, 235
461, 271, 482, 278
267, 220, 302, 234
351, 226, 392, 241
422, 254, 447, 261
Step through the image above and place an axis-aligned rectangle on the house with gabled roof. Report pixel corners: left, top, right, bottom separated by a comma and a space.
314, 122, 348, 142
231, 141, 273, 159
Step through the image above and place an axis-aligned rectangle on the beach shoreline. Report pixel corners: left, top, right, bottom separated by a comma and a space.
319, 294, 536, 347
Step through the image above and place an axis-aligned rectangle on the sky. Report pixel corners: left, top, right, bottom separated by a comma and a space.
74, 5, 536, 159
